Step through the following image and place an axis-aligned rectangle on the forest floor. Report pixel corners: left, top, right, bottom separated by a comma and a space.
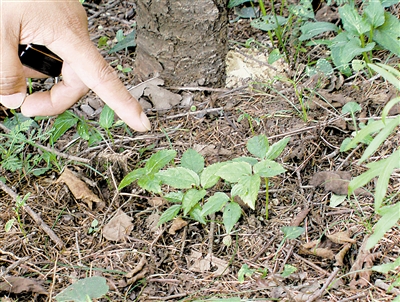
0, 1, 399, 301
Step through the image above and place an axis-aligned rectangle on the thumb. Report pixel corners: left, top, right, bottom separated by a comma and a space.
0, 39, 26, 109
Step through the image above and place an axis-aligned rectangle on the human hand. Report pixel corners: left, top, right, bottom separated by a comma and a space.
0, 0, 151, 131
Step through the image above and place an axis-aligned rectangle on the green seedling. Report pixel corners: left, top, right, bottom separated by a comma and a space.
342, 101, 362, 133
237, 110, 260, 135
5, 193, 30, 235
109, 30, 136, 54
117, 64, 132, 74
88, 219, 99, 234
55, 276, 109, 302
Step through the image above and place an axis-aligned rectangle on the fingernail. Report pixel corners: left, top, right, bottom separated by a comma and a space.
140, 111, 151, 131
0, 93, 26, 109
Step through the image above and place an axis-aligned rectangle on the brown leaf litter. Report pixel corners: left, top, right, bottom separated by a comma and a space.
102, 209, 134, 241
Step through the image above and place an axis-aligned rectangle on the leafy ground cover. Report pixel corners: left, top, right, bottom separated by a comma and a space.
0, 0, 399, 301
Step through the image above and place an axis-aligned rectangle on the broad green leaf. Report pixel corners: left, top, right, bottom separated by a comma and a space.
382, 97, 400, 123
351, 59, 366, 72
247, 135, 269, 159
281, 226, 305, 239
228, 0, 252, 8
359, 118, 400, 163
144, 149, 176, 174
341, 120, 385, 151
373, 151, 400, 210
158, 167, 200, 189
281, 264, 297, 278
329, 194, 347, 207
200, 162, 226, 189
238, 264, 255, 283
342, 102, 361, 115
182, 189, 207, 216
216, 162, 252, 183
50, 111, 78, 144
180, 148, 204, 174
366, 203, 400, 250
253, 160, 286, 177
251, 15, 287, 31
368, 63, 400, 91
109, 30, 136, 54
88, 130, 103, 147
158, 204, 182, 225
77, 121, 90, 141
5, 219, 15, 232
372, 256, 400, 273
189, 204, 206, 224
348, 162, 382, 194
223, 202, 242, 234
364, 0, 385, 28
137, 174, 162, 193
315, 58, 334, 75
201, 192, 230, 217
231, 174, 261, 209
118, 168, 146, 190
289, 0, 314, 19
299, 22, 339, 41
265, 137, 290, 160
231, 156, 259, 166
99, 104, 114, 129
55, 276, 109, 302
373, 12, 400, 56
234, 6, 259, 19
381, 0, 400, 7
268, 48, 283, 64
164, 191, 184, 203
339, 4, 370, 35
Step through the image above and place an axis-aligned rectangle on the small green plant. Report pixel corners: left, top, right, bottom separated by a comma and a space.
119, 135, 289, 238
109, 29, 136, 54
342, 101, 362, 133
341, 63, 400, 250
116, 64, 132, 74
5, 193, 30, 235
55, 276, 109, 302
237, 110, 260, 135
88, 219, 99, 234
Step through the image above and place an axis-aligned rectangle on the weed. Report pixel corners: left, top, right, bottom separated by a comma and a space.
5, 193, 30, 235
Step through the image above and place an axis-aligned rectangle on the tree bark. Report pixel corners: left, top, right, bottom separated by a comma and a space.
134, 0, 228, 87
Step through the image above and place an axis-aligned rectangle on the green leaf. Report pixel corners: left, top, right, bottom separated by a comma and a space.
366, 203, 400, 250
251, 15, 288, 31
231, 174, 260, 210
238, 264, 255, 283
348, 161, 382, 194
77, 121, 90, 141
381, 0, 400, 7
158, 204, 182, 226
200, 162, 226, 189
55, 276, 109, 302
359, 118, 400, 163
289, 0, 314, 19
364, 0, 385, 28
253, 159, 286, 177
189, 204, 206, 224
281, 264, 297, 278
99, 104, 114, 129
342, 102, 362, 115
382, 97, 400, 123
329, 194, 347, 207
228, 0, 252, 8
180, 148, 204, 174
281, 226, 305, 239
231, 156, 259, 166
339, 4, 370, 35
216, 162, 252, 183
164, 191, 184, 203
368, 63, 400, 91
373, 12, 400, 56
137, 174, 162, 194
268, 48, 283, 64
372, 256, 400, 273
247, 135, 269, 159
265, 137, 290, 160
144, 149, 176, 174
50, 111, 78, 144
118, 168, 146, 190
109, 30, 136, 54
315, 58, 334, 75
201, 192, 230, 217
299, 22, 339, 41
158, 167, 200, 189
341, 120, 385, 151
182, 189, 207, 216
5, 219, 15, 232
223, 202, 242, 234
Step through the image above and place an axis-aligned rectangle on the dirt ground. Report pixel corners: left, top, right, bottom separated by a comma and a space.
0, 1, 399, 301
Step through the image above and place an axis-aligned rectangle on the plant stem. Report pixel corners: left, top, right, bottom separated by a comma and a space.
259, 0, 267, 16
265, 177, 269, 220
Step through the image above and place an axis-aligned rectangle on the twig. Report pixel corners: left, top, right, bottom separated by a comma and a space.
338, 293, 367, 302
293, 253, 330, 276
0, 180, 65, 249
208, 213, 216, 256
0, 255, 30, 278
306, 267, 340, 302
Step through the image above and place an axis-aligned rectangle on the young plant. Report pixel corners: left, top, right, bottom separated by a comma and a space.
5, 193, 31, 235
55, 276, 109, 302
119, 135, 290, 237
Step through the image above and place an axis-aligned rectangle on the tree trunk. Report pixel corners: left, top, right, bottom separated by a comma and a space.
134, 0, 228, 87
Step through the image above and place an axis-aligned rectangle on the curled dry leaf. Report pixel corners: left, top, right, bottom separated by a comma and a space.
186, 250, 229, 276
0, 276, 46, 295
56, 168, 104, 210
327, 231, 356, 244
168, 217, 188, 235
102, 209, 134, 241
335, 243, 352, 266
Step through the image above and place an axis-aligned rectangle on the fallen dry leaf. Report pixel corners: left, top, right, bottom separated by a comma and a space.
186, 251, 229, 276
168, 217, 188, 235
102, 209, 134, 241
148, 197, 166, 207
0, 276, 46, 295
146, 213, 161, 233
327, 231, 356, 244
335, 243, 352, 266
57, 168, 104, 210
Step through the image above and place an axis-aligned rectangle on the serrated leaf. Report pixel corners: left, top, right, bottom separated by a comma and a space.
55, 276, 109, 302
99, 104, 114, 129
200, 162, 226, 189
366, 203, 400, 250
364, 0, 385, 28
109, 31, 136, 54
247, 135, 269, 159
158, 167, 200, 189
231, 174, 260, 210
180, 148, 204, 174
251, 15, 287, 31
158, 204, 182, 226
281, 226, 305, 239
265, 137, 290, 160
182, 189, 207, 215
339, 4, 370, 35
299, 21, 339, 41
50, 111, 78, 144
217, 162, 252, 183
189, 204, 206, 224
253, 159, 286, 177
137, 174, 162, 194
118, 168, 146, 190
164, 191, 184, 203
201, 192, 230, 217
373, 12, 400, 56
223, 202, 242, 234
144, 150, 176, 174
